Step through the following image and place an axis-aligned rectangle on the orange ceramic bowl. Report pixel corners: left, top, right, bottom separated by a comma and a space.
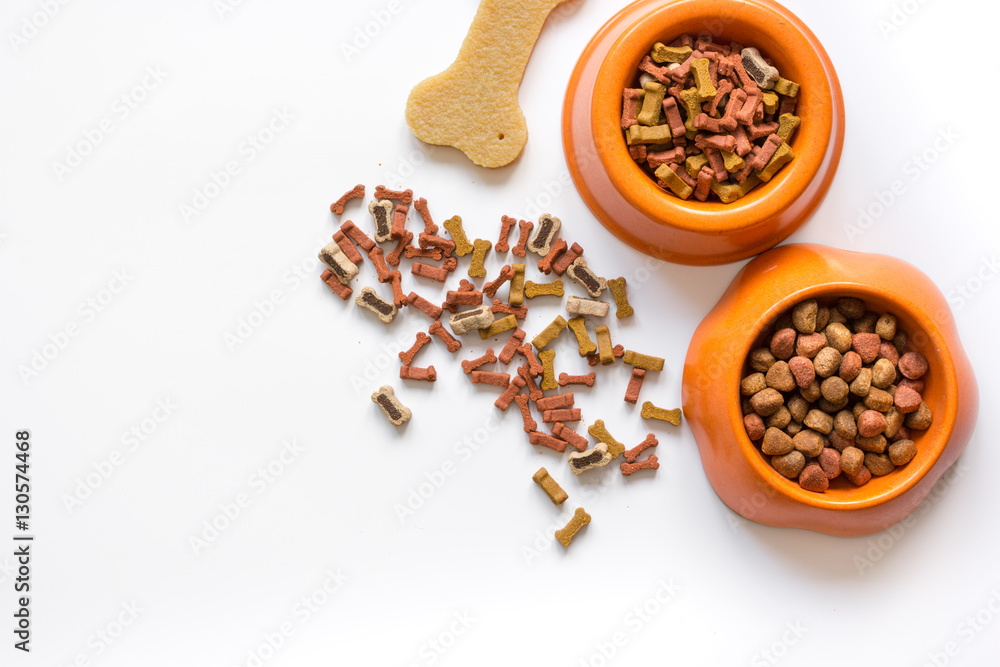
682, 244, 979, 536
562, 0, 845, 265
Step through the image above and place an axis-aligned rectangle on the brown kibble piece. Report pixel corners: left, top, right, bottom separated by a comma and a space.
407, 292, 444, 321
428, 320, 462, 353
741, 373, 767, 396
795, 332, 828, 359
624, 368, 646, 404
798, 464, 829, 492
769, 328, 796, 360
607, 277, 634, 319
400, 365, 436, 382
855, 434, 887, 454
498, 327, 527, 365
399, 331, 433, 366
888, 439, 917, 466
839, 351, 862, 382
761, 427, 793, 455
641, 402, 681, 424
496, 215, 516, 253
513, 394, 537, 433
555, 507, 591, 546
824, 322, 853, 353
850, 367, 872, 397
483, 265, 515, 299
837, 297, 866, 319
621, 455, 659, 476
494, 375, 526, 411
744, 413, 765, 440
330, 184, 365, 214
765, 360, 796, 392
857, 410, 887, 438
537, 238, 568, 275
529, 431, 568, 453
864, 452, 895, 476
532, 467, 568, 505
552, 422, 589, 451
876, 314, 897, 340
820, 376, 849, 404
871, 358, 896, 388
461, 348, 498, 374
766, 406, 791, 429
771, 450, 806, 479
623, 433, 658, 463
864, 387, 894, 412
845, 465, 872, 486
818, 448, 841, 479
749, 388, 784, 417
750, 348, 777, 373
894, 385, 922, 414
552, 242, 584, 277
517, 364, 543, 402
792, 429, 824, 457
904, 401, 933, 430
513, 219, 533, 258
803, 409, 833, 434
559, 372, 596, 388
840, 446, 864, 475
813, 347, 843, 378
791, 299, 818, 334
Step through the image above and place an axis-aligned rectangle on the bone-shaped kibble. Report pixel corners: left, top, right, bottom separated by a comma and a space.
492, 299, 528, 320
469, 239, 492, 278
777, 113, 801, 143
330, 184, 365, 215
551, 242, 583, 277
386, 230, 413, 267
407, 292, 443, 321
356, 286, 397, 324
568, 443, 611, 476
450, 305, 495, 335
497, 216, 516, 253
641, 401, 682, 425
470, 370, 511, 387
332, 230, 362, 266
538, 349, 557, 391
529, 431, 568, 453
566, 296, 609, 318
443, 215, 474, 257
567, 258, 606, 298
527, 213, 561, 256
371, 385, 411, 426
623, 434, 658, 464
411, 198, 437, 235
368, 200, 394, 243
588, 419, 625, 458
624, 368, 646, 405
341, 220, 375, 253
399, 331, 432, 366
373, 185, 413, 205
623, 350, 664, 372
551, 422, 588, 451
513, 394, 537, 433
400, 365, 436, 382
558, 372, 596, 388
494, 375, 525, 411
524, 279, 564, 299
318, 242, 359, 285
532, 315, 568, 350
555, 507, 591, 546
741, 47, 779, 89
321, 269, 352, 301
429, 320, 462, 353
516, 344, 543, 377
567, 316, 597, 357
607, 277, 633, 319
517, 364, 543, 402
536, 393, 574, 411
391, 204, 408, 240
595, 325, 614, 365
509, 264, 526, 306
537, 238, 567, 275
621, 455, 659, 476
513, 220, 533, 258
404, 0, 572, 167
498, 327, 526, 364
532, 467, 568, 505
479, 314, 518, 340
462, 348, 497, 374
484, 265, 515, 298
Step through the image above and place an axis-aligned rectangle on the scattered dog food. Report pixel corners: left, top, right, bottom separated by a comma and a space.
555, 507, 591, 546
533, 467, 569, 504
740, 297, 932, 492
372, 385, 411, 426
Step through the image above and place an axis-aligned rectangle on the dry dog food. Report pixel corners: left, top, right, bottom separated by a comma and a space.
608, 277, 634, 319
741, 297, 932, 492
566, 296, 610, 318
621, 455, 659, 476
444, 215, 474, 256
524, 279, 564, 299
567, 316, 598, 357
356, 286, 397, 323
330, 184, 365, 214
372, 385, 411, 426
533, 467, 569, 504
641, 401, 682, 425
568, 443, 612, 475
622, 36, 800, 203
450, 305, 495, 335
555, 507, 591, 546
400, 365, 437, 382
588, 420, 625, 459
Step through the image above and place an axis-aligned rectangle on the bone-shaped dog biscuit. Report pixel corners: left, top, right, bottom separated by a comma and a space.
404, 0, 573, 168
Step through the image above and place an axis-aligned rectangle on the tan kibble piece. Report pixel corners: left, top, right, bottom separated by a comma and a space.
532, 315, 568, 349
607, 277, 634, 319
766, 405, 791, 429
651, 42, 693, 63
404, 0, 573, 168
371, 385, 411, 426
888, 439, 917, 466
853, 312, 879, 334
589, 419, 625, 458
803, 409, 833, 435
555, 507, 591, 546
856, 434, 887, 454
628, 124, 675, 146
773, 77, 800, 97
568, 443, 612, 475
864, 387, 894, 412
524, 279, 564, 299
318, 242, 359, 285
479, 314, 518, 339
595, 325, 614, 365
527, 213, 561, 256
871, 358, 897, 389
865, 452, 896, 476
813, 347, 843, 378
355, 286, 398, 323
750, 388, 784, 417
690, 58, 717, 101
837, 297, 865, 319
875, 314, 897, 340
884, 406, 904, 438
566, 296, 610, 318
750, 348, 777, 373
368, 200, 395, 243
792, 429, 824, 457
834, 410, 858, 438
449, 305, 495, 335
904, 402, 933, 430
792, 299, 818, 334
468, 239, 492, 278
840, 446, 865, 475
567, 257, 607, 298
824, 323, 853, 353
623, 350, 664, 372
786, 421, 804, 436
800, 379, 822, 403
765, 361, 796, 392
538, 349, 557, 390
637, 81, 667, 126
850, 367, 873, 397
641, 402, 681, 425
820, 376, 849, 404
762, 427, 794, 455
772, 450, 806, 479
776, 113, 800, 142
787, 395, 809, 423
509, 263, 526, 306
443, 215, 474, 256
532, 467, 568, 505
567, 316, 597, 357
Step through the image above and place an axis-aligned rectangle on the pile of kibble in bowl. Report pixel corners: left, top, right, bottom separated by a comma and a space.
620, 34, 801, 203
740, 297, 933, 493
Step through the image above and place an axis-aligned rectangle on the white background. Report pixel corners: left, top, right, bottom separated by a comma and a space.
2, 0, 998, 665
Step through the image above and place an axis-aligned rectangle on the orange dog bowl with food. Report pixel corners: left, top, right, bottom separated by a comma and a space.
563, 0, 844, 265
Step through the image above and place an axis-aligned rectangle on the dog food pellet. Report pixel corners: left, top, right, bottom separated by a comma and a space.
623, 433, 658, 463
400, 331, 433, 366
496, 215, 516, 253
406, 292, 444, 320
517, 343, 543, 377
400, 365, 437, 382
498, 327, 527, 365
567, 257, 606, 298
538, 349, 557, 390
542, 408, 581, 423
468, 239, 492, 278
479, 314, 518, 340
412, 197, 437, 235
429, 320, 462, 353
319, 242, 360, 285
536, 394, 574, 412
742, 296, 933, 491
532, 315, 568, 350
524, 279, 564, 300
559, 372, 596, 388
443, 215, 474, 256
509, 263, 526, 306
443, 287, 484, 312
494, 375, 526, 411
356, 286, 397, 323
341, 220, 376, 253
462, 348, 498, 374
513, 394, 537, 433
551, 242, 583, 277
641, 401, 681, 425
389, 272, 405, 308
624, 368, 646, 404
555, 507, 591, 546
483, 265, 515, 299
411, 261, 448, 282
588, 420, 625, 458
527, 213, 561, 256
594, 325, 615, 365
569, 443, 612, 475
321, 269, 352, 300
450, 305, 495, 335
798, 463, 829, 492
623, 350, 664, 372
387, 232, 413, 267
551, 422, 589, 451
607, 277, 634, 319
530, 431, 569, 453
471, 370, 511, 387
621, 454, 659, 476
518, 364, 544, 402
566, 296, 609, 318
368, 199, 394, 243
537, 238, 568, 275
372, 384, 411, 426
533, 467, 569, 505
330, 184, 365, 214
565, 316, 597, 357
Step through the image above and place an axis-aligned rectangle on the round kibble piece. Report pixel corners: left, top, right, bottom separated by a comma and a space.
762, 427, 794, 455
856, 434, 887, 454
770, 328, 796, 360
837, 297, 865, 319
852, 402, 867, 420
864, 452, 896, 476
796, 333, 828, 359
788, 356, 816, 389
838, 350, 862, 382
853, 312, 878, 334
803, 409, 833, 434
818, 448, 841, 479
840, 446, 865, 475
743, 413, 765, 440
884, 406, 904, 439
864, 387, 894, 412
792, 429, 824, 457
815, 307, 830, 331
828, 429, 854, 452
792, 299, 818, 334
772, 450, 806, 479
750, 347, 776, 373
899, 378, 924, 393
766, 405, 792, 429
846, 465, 872, 486
787, 395, 809, 423
904, 401, 933, 430
800, 379, 822, 403
817, 397, 848, 414
813, 347, 843, 378
765, 361, 796, 392
786, 421, 804, 436
878, 341, 899, 366
798, 464, 829, 492
894, 385, 922, 414
850, 368, 872, 397
824, 323, 853, 353
749, 388, 784, 417
741, 373, 767, 396
892, 330, 907, 355
820, 376, 849, 403
857, 410, 887, 438
888, 439, 917, 466
871, 358, 896, 389
834, 410, 858, 438
852, 333, 881, 364
875, 314, 896, 340
898, 351, 929, 380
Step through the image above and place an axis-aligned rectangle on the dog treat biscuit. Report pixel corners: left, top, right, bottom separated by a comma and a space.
621, 455, 660, 476
443, 215, 474, 256
509, 263, 526, 306
400, 365, 437, 382
407, 292, 444, 320
623, 350, 665, 372
595, 325, 614, 365
372, 385, 411, 426
450, 305, 496, 335
469, 239, 492, 278
479, 314, 518, 340
623, 433, 658, 463
498, 327, 527, 364
429, 320, 462, 353
566, 296, 609, 318
471, 370, 511, 387
484, 265, 515, 298
512, 219, 533, 258
567, 257, 606, 298
537, 238, 567, 275
532, 467, 568, 505
412, 197, 437, 235
588, 419, 625, 458
527, 213, 561, 256
341, 220, 376, 253
529, 431, 568, 453
495, 375, 526, 411
558, 372, 596, 388
368, 200, 394, 243
374, 185, 413, 205
551, 242, 583, 277
321, 269, 352, 300
404, 0, 574, 168
525, 279, 564, 299
516, 344, 543, 376
411, 261, 449, 282
462, 348, 498, 374
641, 401, 682, 425
332, 230, 363, 266
513, 393, 537, 432
607, 277, 634, 319
542, 408, 580, 423
555, 507, 591, 546
492, 298, 528, 320
399, 331, 432, 366
551, 422, 588, 451
538, 348, 557, 390
536, 393, 574, 411
497, 215, 516, 253
517, 364, 543, 401
356, 286, 397, 323
624, 368, 646, 404
330, 184, 365, 214
533, 315, 568, 349
567, 316, 597, 357
568, 443, 612, 475
318, 242, 359, 285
